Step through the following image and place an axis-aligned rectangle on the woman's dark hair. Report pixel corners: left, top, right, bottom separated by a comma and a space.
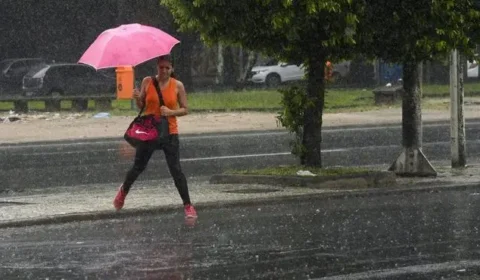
157, 55, 176, 78
157, 55, 173, 65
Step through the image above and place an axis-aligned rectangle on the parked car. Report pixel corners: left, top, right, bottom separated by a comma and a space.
248, 60, 304, 87
0, 58, 47, 95
468, 60, 478, 78
331, 60, 351, 80
247, 59, 350, 87
22, 63, 116, 98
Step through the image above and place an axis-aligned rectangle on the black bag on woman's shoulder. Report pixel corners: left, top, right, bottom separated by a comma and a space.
150, 76, 171, 145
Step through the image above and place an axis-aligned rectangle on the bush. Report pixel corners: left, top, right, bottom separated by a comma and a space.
276, 85, 307, 162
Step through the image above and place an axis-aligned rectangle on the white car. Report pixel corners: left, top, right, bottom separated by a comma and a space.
468, 61, 478, 78
248, 59, 350, 87
249, 61, 305, 87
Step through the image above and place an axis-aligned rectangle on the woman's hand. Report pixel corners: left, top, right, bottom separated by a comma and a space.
133, 88, 144, 109
160, 105, 174, 116
133, 88, 142, 100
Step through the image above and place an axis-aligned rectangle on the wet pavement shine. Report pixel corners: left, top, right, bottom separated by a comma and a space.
2, 188, 480, 279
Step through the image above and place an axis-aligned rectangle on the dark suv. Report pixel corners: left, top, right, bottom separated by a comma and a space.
22, 63, 116, 98
0, 58, 47, 95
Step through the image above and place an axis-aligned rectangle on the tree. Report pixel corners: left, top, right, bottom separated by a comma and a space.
161, 0, 364, 167
358, 0, 480, 176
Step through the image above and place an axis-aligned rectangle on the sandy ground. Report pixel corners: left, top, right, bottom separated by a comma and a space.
2, 101, 480, 144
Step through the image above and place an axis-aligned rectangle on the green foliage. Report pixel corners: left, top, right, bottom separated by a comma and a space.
359, 0, 480, 63
161, 0, 364, 63
160, 0, 479, 166
160, 0, 369, 166
276, 85, 308, 159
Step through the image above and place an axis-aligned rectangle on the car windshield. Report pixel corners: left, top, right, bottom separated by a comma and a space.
29, 65, 50, 78
264, 59, 278, 66
0, 60, 12, 72
98, 68, 115, 78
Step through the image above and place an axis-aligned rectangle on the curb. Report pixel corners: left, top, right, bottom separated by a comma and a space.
209, 171, 397, 189
2, 181, 480, 229
0, 129, 287, 147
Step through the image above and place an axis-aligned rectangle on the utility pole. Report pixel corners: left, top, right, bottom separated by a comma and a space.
450, 49, 467, 168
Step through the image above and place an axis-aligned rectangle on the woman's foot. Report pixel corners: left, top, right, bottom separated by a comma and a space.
184, 204, 198, 218
113, 185, 127, 211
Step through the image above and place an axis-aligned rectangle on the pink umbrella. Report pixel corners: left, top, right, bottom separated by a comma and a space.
79, 23, 180, 69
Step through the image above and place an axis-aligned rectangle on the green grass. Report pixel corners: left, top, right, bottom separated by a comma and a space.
2, 82, 480, 114
324, 88, 375, 112
185, 81, 480, 112
187, 89, 280, 110
185, 88, 375, 111
228, 165, 371, 176
423, 82, 480, 97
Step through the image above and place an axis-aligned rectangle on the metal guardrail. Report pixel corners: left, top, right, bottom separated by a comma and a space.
0, 94, 116, 112
0, 94, 116, 102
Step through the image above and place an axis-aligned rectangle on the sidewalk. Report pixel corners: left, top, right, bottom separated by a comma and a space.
1, 163, 480, 229
2, 104, 480, 228
3, 103, 480, 144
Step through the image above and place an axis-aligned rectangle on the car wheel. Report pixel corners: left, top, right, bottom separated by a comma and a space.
46, 90, 62, 112
266, 74, 281, 88
72, 99, 89, 112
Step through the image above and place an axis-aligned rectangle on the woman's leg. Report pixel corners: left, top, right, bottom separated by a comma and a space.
162, 135, 192, 206
122, 144, 155, 193
114, 144, 155, 210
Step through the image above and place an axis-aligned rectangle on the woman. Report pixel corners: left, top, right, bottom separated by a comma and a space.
114, 55, 197, 218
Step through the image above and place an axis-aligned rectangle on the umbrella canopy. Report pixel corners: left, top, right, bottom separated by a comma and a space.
79, 23, 180, 69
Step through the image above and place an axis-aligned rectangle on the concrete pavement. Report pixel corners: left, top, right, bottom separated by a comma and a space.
2, 162, 480, 229
3, 97, 480, 144
3, 102, 480, 228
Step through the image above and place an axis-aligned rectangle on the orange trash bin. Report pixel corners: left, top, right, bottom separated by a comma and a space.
116, 66, 134, 99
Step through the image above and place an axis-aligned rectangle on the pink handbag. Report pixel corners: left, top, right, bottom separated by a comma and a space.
124, 76, 169, 147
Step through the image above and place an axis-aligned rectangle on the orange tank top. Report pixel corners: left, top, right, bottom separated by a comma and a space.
143, 77, 179, 134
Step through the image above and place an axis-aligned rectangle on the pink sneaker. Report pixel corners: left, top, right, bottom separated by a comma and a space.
184, 204, 198, 218
113, 185, 127, 211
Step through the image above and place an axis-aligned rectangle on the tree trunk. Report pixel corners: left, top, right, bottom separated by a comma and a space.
216, 43, 224, 85
389, 60, 437, 176
241, 51, 258, 81
302, 54, 326, 167
475, 44, 480, 81
459, 54, 467, 165
238, 48, 244, 80
450, 51, 467, 168
425, 61, 432, 84
234, 51, 258, 90
223, 46, 237, 87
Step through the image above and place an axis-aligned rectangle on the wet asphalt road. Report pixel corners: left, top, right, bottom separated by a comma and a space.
2, 188, 480, 279
2, 120, 480, 191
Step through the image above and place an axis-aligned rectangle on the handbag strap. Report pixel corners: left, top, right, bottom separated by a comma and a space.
150, 76, 165, 107
136, 76, 165, 118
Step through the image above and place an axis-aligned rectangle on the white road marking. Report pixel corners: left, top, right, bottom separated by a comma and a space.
314, 260, 480, 280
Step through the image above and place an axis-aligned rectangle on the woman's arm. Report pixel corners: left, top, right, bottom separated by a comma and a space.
134, 77, 150, 109
160, 80, 189, 117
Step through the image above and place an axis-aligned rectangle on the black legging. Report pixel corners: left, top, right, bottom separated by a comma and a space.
122, 134, 191, 205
